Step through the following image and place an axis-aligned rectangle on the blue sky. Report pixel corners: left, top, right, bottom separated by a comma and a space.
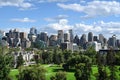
0, 0, 120, 39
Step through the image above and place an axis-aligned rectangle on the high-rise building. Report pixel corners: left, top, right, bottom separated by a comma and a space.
108, 35, 117, 48
80, 34, 87, 49
28, 27, 37, 42
49, 35, 57, 46
73, 35, 80, 46
20, 32, 27, 39
93, 36, 98, 41
30, 27, 37, 35
40, 32, 48, 42
58, 30, 64, 44
99, 34, 104, 45
88, 32, 93, 42
6, 29, 21, 47
116, 39, 120, 48
69, 29, 73, 43
64, 32, 70, 42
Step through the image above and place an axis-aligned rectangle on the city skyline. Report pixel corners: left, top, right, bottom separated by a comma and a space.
1, 0, 120, 38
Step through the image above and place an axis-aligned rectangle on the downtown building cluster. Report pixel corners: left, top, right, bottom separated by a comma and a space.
0, 27, 120, 51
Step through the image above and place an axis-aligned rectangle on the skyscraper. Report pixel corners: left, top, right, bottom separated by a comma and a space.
108, 35, 117, 48
49, 35, 57, 46
99, 34, 104, 45
93, 36, 98, 41
88, 32, 93, 42
73, 35, 80, 46
28, 27, 37, 42
64, 32, 70, 42
69, 29, 73, 43
40, 32, 48, 42
30, 27, 37, 35
80, 34, 87, 49
58, 30, 64, 44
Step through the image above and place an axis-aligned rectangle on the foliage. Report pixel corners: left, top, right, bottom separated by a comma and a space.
0, 47, 13, 80
18, 65, 46, 80
16, 53, 24, 68
50, 71, 67, 80
74, 63, 92, 80
97, 65, 108, 80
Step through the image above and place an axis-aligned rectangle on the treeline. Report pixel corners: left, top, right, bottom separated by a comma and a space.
0, 46, 120, 80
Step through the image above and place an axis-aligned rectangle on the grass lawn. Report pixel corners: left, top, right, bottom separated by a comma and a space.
9, 65, 120, 80
9, 69, 19, 80
41, 64, 75, 80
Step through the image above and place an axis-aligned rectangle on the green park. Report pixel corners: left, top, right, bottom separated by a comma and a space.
0, 46, 120, 80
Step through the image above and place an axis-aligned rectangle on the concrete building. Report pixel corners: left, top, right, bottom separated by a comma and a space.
49, 34, 57, 46
64, 32, 70, 42
58, 30, 64, 44
108, 35, 117, 48
30, 27, 37, 35
86, 41, 102, 51
69, 29, 73, 43
80, 34, 87, 49
73, 43, 79, 51
93, 36, 98, 41
73, 35, 80, 46
88, 32, 93, 42
20, 32, 27, 39
61, 42, 73, 51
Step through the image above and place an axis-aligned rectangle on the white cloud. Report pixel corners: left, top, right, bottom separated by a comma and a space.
42, 19, 120, 38
74, 23, 102, 32
44, 15, 68, 22
57, 1, 120, 18
11, 17, 36, 22
39, 0, 68, 3
47, 19, 73, 30
0, 0, 32, 10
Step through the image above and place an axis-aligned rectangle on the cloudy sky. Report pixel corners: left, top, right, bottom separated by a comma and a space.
0, 0, 120, 39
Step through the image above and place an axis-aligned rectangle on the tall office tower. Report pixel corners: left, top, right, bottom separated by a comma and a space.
28, 27, 37, 42
39, 32, 48, 42
108, 35, 117, 48
116, 39, 120, 48
9, 29, 13, 38
103, 38, 107, 45
6, 29, 21, 47
30, 27, 37, 35
93, 36, 98, 41
20, 32, 27, 39
58, 30, 64, 44
49, 35, 57, 46
69, 29, 73, 43
73, 35, 80, 46
99, 34, 104, 45
13, 29, 20, 38
88, 32, 93, 42
21, 39, 31, 48
64, 32, 70, 42
80, 34, 87, 49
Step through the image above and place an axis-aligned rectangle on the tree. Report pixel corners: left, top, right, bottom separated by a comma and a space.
97, 65, 108, 80
85, 47, 97, 65
74, 63, 92, 80
50, 71, 67, 80
63, 50, 72, 63
53, 48, 64, 64
16, 53, 24, 68
18, 65, 46, 80
42, 50, 53, 64
0, 47, 13, 80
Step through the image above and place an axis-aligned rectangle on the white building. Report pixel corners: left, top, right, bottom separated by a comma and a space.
87, 41, 102, 51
